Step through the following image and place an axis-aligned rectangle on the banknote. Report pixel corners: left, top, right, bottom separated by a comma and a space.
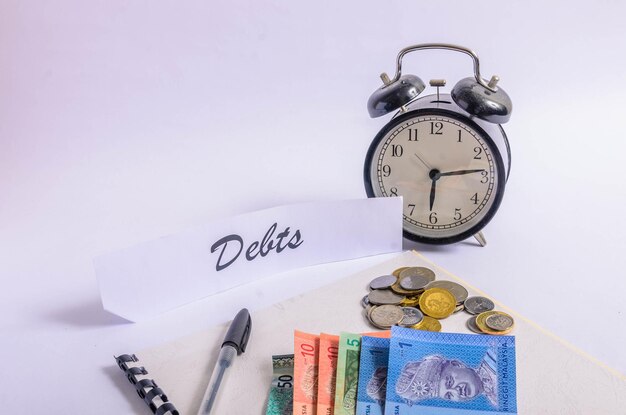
356, 336, 390, 415
266, 354, 295, 415
333, 331, 390, 415
317, 333, 339, 415
294, 330, 320, 415
385, 326, 517, 415
333, 332, 362, 415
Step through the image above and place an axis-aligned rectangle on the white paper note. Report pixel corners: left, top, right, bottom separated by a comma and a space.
93, 197, 402, 321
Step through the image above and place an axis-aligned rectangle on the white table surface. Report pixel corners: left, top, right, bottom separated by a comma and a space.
1, 1, 625, 413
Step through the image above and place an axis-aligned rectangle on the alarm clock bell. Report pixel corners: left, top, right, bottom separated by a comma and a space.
451, 77, 512, 124
367, 74, 425, 118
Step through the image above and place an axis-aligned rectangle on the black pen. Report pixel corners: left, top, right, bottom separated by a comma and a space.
197, 308, 252, 415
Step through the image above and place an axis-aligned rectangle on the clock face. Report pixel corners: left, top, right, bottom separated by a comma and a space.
365, 109, 505, 244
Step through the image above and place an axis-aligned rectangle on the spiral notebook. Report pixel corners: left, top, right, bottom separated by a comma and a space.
112, 251, 626, 414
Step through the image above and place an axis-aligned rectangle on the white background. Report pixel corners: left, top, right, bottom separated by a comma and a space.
1, 0, 625, 413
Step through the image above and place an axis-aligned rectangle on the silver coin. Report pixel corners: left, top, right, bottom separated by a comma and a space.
399, 267, 436, 283
398, 307, 424, 327
466, 316, 484, 334
485, 313, 514, 331
368, 305, 404, 329
369, 274, 397, 290
426, 280, 469, 304
399, 274, 431, 291
464, 296, 495, 315
368, 289, 404, 305
361, 295, 371, 309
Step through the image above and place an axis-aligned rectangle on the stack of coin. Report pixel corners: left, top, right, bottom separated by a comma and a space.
362, 266, 514, 335
467, 309, 515, 335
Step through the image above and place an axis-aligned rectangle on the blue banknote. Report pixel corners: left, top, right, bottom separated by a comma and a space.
384, 326, 517, 415
356, 336, 390, 415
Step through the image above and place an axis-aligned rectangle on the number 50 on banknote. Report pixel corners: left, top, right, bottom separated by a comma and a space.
385, 326, 517, 415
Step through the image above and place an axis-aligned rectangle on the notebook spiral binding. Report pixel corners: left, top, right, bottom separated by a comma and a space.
115, 354, 180, 415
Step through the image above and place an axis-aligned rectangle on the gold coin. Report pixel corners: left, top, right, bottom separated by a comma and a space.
475, 311, 514, 335
411, 316, 441, 332
392, 267, 410, 278
400, 296, 420, 307
418, 288, 456, 319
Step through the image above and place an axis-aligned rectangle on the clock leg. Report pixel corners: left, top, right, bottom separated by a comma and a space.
473, 231, 487, 247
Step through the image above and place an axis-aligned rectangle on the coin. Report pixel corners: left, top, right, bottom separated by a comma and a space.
368, 305, 404, 329
369, 274, 397, 290
453, 303, 465, 314
411, 316, 441, 332
361, 294, 371, 309
426, 280, 469, 304
399, 274, 431, 291
392, 267, 410, 278
398, 267, 436, 283
466, 316, 483, 334
390, 280, 418, 296
399, 296, 420, 307
464, 296, 495, 315
368, 289, 404, 305
419, 288, 456, 319
485, 312, 514, 332
475, 311, 513, 335
398, 307, 424, 327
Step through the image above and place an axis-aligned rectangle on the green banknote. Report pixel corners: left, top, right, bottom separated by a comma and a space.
266, 354, 294, 415
333, 332, 362, 415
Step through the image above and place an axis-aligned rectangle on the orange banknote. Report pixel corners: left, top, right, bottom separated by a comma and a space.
316, 333, 339, 415
294, 330, 320, 415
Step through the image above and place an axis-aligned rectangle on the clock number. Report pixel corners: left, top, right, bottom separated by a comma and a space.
408, 128, 419, 141
430, 122, 443, 135
473, 146, 483, 159
408, 204, 416, 215
390, 187, 398, 196
457, 130, 462, 143
429, 212, 438, 224
471, 193, 479, 205
391, 144, 404, 157
480, 170, 488, 183
382, 164, 391, 177
454, 208, 462, 221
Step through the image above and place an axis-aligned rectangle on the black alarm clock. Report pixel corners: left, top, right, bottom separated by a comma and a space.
364, 43, 512, 246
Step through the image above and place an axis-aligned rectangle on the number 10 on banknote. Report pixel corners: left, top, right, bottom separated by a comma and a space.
385, 326, 517, 415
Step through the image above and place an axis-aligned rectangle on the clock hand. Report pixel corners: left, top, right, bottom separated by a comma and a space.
429, 179, 437, 211
414, 153, 433, 171
428, 169, 440, 212
439, 169, 485, 177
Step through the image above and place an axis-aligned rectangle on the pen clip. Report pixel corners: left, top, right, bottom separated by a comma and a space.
222, 308, 252, 354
